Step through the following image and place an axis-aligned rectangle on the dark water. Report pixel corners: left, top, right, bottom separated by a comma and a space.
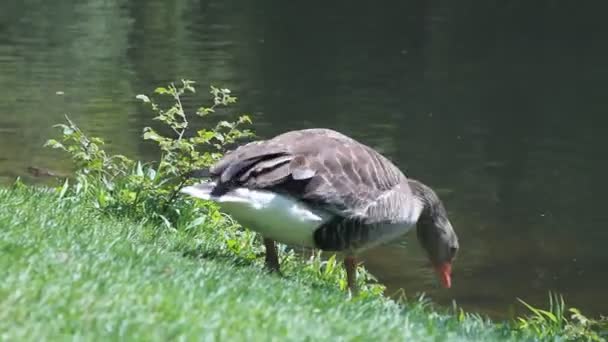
2, 1, 608, 318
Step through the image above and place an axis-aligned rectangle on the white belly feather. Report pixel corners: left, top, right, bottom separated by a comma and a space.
181, 184, 331, 247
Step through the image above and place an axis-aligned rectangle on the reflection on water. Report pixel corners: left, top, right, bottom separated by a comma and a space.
1, 0, 608, 318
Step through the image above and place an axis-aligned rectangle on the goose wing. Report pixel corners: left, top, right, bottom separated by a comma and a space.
206, 129, 412, 223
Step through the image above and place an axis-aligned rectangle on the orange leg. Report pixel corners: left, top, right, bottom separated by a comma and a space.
263, 238, 280, 273
344, 255, 358, 295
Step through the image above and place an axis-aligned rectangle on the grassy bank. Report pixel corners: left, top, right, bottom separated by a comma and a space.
3, 81, 603, 341
0, 186, 602, 341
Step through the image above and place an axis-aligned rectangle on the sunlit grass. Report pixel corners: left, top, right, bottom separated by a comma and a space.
1, 187, 604, 341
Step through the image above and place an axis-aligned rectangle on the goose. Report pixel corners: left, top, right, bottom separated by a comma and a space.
180, 128, 459, 293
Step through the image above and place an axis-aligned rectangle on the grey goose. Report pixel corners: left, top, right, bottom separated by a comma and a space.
181, 128, 459, 293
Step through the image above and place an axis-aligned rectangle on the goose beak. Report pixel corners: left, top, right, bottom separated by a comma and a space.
434, 262, 452, 288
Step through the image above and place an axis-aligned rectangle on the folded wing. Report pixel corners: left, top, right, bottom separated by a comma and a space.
205, 129, 411, 224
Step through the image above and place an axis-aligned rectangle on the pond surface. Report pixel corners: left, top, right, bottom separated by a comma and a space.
1, 1, 607, 318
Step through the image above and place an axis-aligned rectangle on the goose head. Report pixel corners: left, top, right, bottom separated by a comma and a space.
409, 179, 460, 288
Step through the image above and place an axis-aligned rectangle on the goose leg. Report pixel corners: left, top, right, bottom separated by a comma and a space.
344, 255, 358, 295
263, 237, 280, 273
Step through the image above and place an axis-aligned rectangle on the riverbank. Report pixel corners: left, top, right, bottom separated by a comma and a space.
1, 186, 603, 341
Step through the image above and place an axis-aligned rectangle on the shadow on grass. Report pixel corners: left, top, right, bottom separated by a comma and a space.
177, 241, 351, 296
179, 244, 258, 269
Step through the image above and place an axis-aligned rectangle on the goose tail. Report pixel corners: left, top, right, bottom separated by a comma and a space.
181, 182, 253, 204
180, 182, 217, 201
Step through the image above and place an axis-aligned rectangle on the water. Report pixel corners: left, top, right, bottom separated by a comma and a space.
1, 1, 607, 318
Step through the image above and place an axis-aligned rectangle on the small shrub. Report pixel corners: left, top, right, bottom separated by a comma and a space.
45, 80, 252, 227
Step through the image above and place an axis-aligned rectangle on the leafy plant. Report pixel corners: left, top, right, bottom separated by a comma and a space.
515, 292, 607, 341
45, 80, 253, 227
138, 81, 253, 178
45, 116, 134, 179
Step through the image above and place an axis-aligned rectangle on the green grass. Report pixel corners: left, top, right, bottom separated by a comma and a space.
0, 187, 601, 341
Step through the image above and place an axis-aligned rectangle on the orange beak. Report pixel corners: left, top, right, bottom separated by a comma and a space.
434, 262, 452, 288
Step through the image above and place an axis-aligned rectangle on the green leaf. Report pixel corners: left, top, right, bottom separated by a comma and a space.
157, 214, 172, 229
238, 115, 252, 124
136, 94, 151, 103
58, 178, 69, 199
155, 87, 170, 95
539, 309, 558, 323
136, 162, 144, 177
53, 123, 75, 135
101, 176, 115, 191
183, 80, 196, 93
196, 107, 214, 116
44, 139, 66, 150
185, 216, 206, 230
217, 121, 233, 129
90, 137, 105, 145
142, 128, 166, 142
